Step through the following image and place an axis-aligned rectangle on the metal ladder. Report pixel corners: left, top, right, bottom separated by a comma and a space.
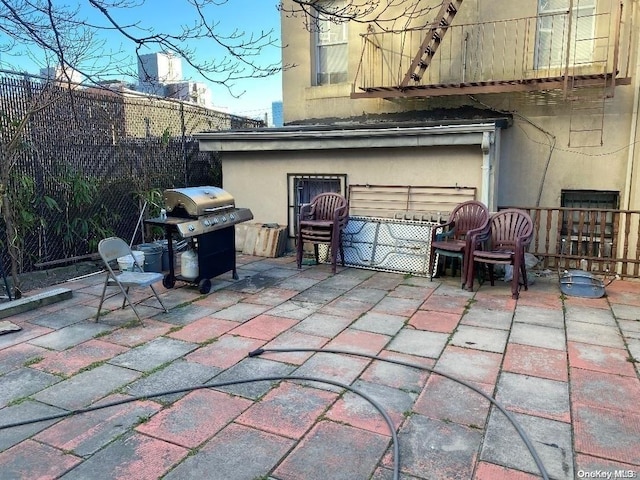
402, 0, 464, 87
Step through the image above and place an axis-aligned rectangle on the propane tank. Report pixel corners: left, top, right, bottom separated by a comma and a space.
181, 248, 199, 280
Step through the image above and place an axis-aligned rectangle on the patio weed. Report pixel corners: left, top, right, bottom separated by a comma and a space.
78, 360, 106, 373
133, 414, 151, 426
23, 356, 44, 367
167, 325, 183, 334
93, 329, 110, 338
7, 396, 30, 407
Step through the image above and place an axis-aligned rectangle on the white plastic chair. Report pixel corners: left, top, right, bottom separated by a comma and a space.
95, 237, 168, 325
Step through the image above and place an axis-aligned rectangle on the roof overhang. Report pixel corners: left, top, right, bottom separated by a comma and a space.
195, 121, 507, 152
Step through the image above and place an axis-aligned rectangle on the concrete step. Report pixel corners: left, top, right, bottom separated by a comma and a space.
0, 287, 73, 319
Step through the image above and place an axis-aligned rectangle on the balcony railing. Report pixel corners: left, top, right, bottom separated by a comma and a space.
507, 206, 640, 278
352, 6, 631, 99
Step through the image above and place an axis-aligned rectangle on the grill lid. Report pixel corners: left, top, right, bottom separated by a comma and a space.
164, 186, 235, 217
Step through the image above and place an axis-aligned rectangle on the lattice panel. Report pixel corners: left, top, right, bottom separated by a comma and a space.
336, 216, 440, 277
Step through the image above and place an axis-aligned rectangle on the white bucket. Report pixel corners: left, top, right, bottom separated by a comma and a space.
117, 251, 145, 272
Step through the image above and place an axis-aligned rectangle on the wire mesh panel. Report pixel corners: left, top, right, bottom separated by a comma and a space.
340, 216, 439, 277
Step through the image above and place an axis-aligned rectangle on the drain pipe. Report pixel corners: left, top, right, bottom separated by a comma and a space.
481, 130, 494, 210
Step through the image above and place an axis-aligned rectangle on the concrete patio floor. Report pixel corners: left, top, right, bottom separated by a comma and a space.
0, 253, 639, 479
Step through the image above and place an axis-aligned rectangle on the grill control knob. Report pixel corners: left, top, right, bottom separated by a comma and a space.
188, 224, 195, 232
230, 213, 236, 220
221, 216, 227, 222
203, 219, 211, 226
213, 217, 219, 224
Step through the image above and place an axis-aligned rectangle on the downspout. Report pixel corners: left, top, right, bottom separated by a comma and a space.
623, 6, 640, 212
481, 130, 494, 210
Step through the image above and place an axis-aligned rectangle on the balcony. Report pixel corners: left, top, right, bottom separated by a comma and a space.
352, 5, 631, 100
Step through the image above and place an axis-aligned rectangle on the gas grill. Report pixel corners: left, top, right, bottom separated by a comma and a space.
144, 186, 253, 293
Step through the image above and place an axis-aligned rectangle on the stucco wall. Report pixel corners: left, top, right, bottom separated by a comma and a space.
222, 145, 482, 226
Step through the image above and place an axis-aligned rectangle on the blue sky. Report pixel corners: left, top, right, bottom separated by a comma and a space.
2, 0, 283, 118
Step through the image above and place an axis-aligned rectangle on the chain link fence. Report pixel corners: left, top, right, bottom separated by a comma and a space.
0, 75, 263, 282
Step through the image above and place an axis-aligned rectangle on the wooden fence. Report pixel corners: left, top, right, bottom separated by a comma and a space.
511, 206, 640, 278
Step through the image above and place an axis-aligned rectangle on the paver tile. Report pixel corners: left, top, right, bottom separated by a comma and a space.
0, 439, 81, 479
566, 321, 625, 348
29, 304, 99, 329
611, 303, 640, 321
293, 351, 370, 392
28, 322, 113, 351
474, 462, 542, 479
481, 408, 574, 479
387, 329, 449, 359
211, 357, 295, 399
570, 367, 640, 413
319, 296, 374, 319
503, 343, 569, 382
509, 323, 566, 351
292, 286, 346, 304
383, 414, 482, 480
228, 314, 298, 340
343, 287, 389, 304
208, 302, 271, 322
513, 305, 564, 328
515, 291, 562, 311
351, 311, 407, 336
0, 322, 53, 350
325, 328, 390, 355
434, 346, 502, 385
325, 380, 417, 435
413, 375, 493, 428
409, 309, 460, 333
389, 284, 434, 300
450, 324, 509, 353
59, 432, 188, 480
419, 294, 469, 315
33, 364, 140, 410
267, 299, 322, 320
574, 453, 640, 480
191, 289, 247, 310
568, 341, 637, 376
358, 272, 405, 290
292, 312, 352, 337
573, 403, 640, 465
185, 334, 264, 369
165, 316, 237, 343
0, 343, 49, 375
108, 337, 197, 372
236, 382, 337, 438
124, 359, 222, 403
565, 304, 617, 325
32, 339, 128, 376
472, 293, 517, 311
0, 367, 60, 408
243, 287, 299, 306
136, 389, 251, 448
96, 318, 174, 347
163, 423, 294, 480
359, 350, 433, 393
259, 330, 329, 365
274, 420, 389, 480
461, 307, 513, 330
35, 396, 161, 456
495, 372, 570, 422
0, 400, 67, 452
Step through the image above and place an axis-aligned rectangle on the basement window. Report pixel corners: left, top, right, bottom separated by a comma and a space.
287, 174, 347, 237
560, 189, 618, 258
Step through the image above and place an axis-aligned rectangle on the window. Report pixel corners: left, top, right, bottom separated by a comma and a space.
561, 190, 618, 258
287, 174, 347, 237
313, 1, 348, 85
535, 0, 596, 69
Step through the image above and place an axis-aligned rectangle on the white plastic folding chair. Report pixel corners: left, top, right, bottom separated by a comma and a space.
95, 237, 168, 325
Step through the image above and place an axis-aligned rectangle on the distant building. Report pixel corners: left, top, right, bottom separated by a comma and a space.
166, 81, 212, 108
136, 51, 212, 107
40, 65, 83, 87
271, 101, 283, 127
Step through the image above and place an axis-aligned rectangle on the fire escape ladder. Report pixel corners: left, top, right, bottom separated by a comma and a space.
567, 76, 610, 148
401, 0, 464, 88
565, 0, 622, 148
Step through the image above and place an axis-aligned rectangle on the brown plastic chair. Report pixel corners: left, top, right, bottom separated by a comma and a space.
428, 200, 490, 288
466, 209, 534, 299
296, 193, 349, 274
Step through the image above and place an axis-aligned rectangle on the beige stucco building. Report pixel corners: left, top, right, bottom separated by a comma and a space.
196, 0, 640, 275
